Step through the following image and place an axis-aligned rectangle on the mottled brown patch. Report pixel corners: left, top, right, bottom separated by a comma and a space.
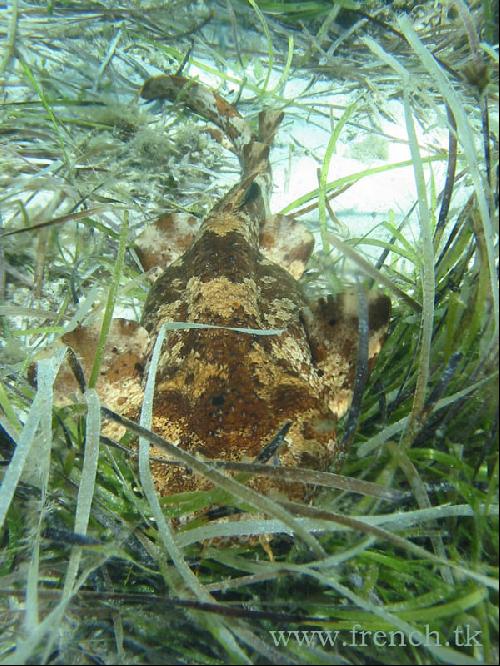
215, 95, 240, 120
57, 75, 392, 503
135, 213, 200, 272
60, 319, 149, 395
259, 214, 314, 279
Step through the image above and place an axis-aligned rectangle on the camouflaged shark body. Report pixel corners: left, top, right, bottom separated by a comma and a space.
58, 75, 391, 499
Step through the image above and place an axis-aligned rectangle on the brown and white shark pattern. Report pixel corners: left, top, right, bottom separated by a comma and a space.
57, 74, 391, 499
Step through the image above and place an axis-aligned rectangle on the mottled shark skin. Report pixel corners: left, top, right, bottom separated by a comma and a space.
58, 74, 391, 500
